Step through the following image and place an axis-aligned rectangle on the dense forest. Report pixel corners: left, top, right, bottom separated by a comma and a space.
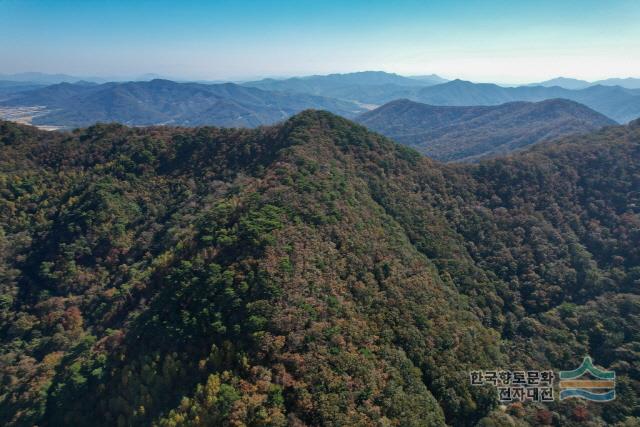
0, 112, 639, 426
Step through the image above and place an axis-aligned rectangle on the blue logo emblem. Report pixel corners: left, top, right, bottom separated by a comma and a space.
559, 357, 615, 401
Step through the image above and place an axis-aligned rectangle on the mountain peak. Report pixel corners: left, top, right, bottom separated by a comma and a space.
535, 77, 591, 89
148, 78, 179, 85
283, 109, 368, 137
448, 79, 472, 84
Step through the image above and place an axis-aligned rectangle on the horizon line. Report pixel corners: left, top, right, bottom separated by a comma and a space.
2, 70, 640, 86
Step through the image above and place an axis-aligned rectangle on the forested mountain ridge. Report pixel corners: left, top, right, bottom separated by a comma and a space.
0, 113, 639, 426
356, 98, 617, 161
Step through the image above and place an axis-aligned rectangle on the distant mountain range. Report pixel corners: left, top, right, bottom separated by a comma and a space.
245, 71, 447, 89
534, 76, 640, 90
243, 71, 448, 104
0, 72, 175, 85
2, 70, 638, 88
0, 79, 365, 128
408, 80, 640, 123
1, 71, 639, 129
356, 98, 616, 162
0, 72, 86, 84
246, 73, 640, 123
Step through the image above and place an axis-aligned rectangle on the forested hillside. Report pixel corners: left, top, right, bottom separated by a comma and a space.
356, 98, 616, 161
0, 113, 639, 426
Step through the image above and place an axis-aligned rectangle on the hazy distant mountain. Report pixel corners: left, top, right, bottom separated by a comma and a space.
411, 80, 640, 123
0, 72, 85, 84
247, 74, 640, 122
1, 79, 365, 128
243, 71, 445, 103
0, 72, 186, 85
356, 98, 616, 161
4, 73, 639, 126
0, 80, 47, 98
404, 74, 448, 85
593, 77, 640, 89
1, 81, 99, 105
246, 71, 434, 89
532, 77, 592, 90
531, 76, 640, 90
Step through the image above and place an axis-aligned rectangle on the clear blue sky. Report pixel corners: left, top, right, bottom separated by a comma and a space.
1, 0, 639, 83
